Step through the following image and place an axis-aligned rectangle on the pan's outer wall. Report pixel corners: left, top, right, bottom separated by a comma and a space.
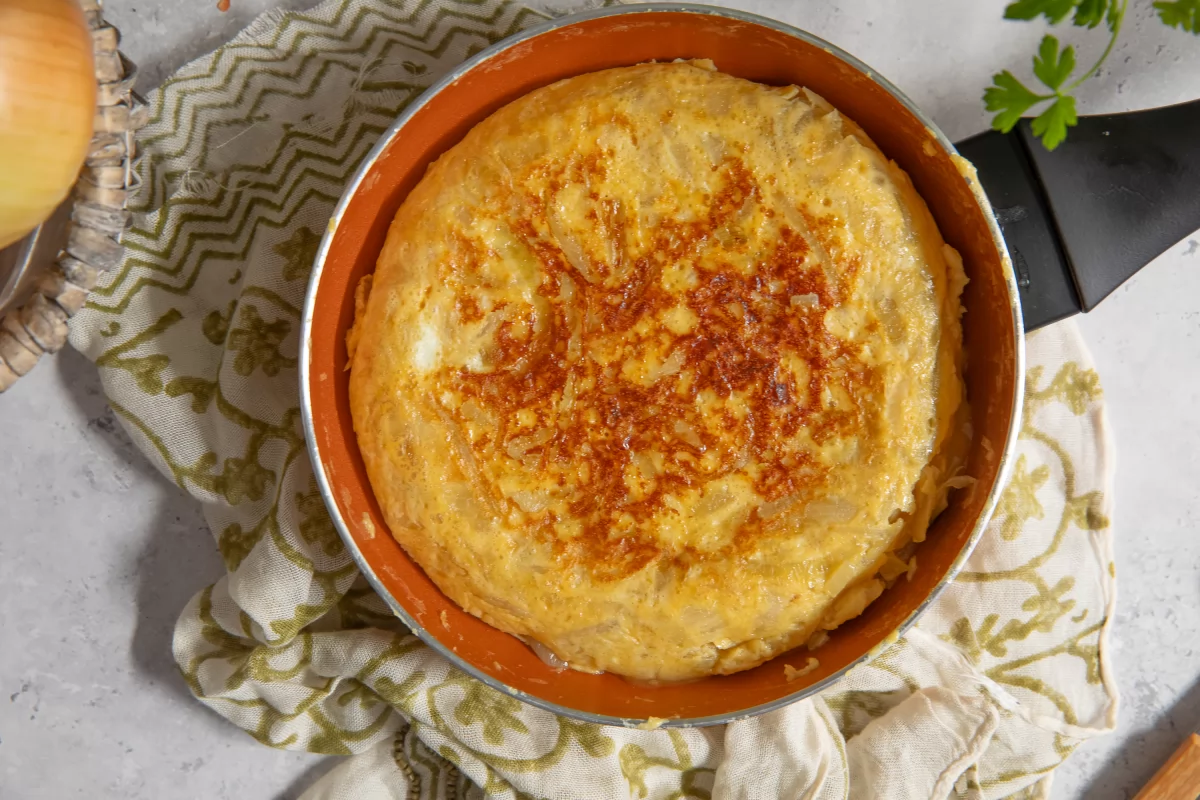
301, 5, 1022, 726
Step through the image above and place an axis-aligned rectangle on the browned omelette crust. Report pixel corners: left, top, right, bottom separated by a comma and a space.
350, 62, 968, 682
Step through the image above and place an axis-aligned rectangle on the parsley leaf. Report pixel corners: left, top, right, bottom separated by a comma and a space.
1005, 0, 1079, 24
1073, 0, 1112, 28
1154, 0, 1200, 33
1031, 94, 1078, 150
985, 52, 1078, 149
985, 71, 1049, 132
1107, 0, 1123, 28
1032, 35, 1077, 89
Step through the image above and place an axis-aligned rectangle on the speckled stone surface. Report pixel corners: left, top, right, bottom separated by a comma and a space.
1, 1, 1197, 798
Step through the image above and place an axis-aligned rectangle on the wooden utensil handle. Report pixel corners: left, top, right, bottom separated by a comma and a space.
1136, 733, 1200, 800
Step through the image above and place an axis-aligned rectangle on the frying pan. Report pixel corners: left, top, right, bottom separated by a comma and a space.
300, 2, 1024, 727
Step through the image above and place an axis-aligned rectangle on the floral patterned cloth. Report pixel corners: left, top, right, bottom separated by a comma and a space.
69, 1, 1118, 796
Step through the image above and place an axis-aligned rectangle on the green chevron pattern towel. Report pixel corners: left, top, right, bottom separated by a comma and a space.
68, 1, 1118, 797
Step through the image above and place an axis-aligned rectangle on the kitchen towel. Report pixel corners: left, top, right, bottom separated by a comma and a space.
69, 1, 1118, 797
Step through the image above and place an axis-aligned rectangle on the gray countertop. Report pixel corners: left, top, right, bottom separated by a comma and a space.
2, 1, 1198, 797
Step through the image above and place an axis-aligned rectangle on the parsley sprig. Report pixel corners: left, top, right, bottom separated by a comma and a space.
984, 0, 1198, 149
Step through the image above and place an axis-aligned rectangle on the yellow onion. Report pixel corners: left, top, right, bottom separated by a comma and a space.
0, 0, 96, 249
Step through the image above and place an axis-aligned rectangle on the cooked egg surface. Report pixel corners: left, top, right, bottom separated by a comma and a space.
349, 61, 968, 682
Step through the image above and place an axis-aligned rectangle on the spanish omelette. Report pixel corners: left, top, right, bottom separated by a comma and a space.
348, 61, 969, 682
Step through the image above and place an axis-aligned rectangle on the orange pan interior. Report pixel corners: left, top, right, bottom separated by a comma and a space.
306, 9, 1019, 722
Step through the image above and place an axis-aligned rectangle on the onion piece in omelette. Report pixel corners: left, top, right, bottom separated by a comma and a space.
348, 60, 970, 682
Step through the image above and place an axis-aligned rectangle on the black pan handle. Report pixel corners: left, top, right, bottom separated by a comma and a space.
955, 98, 1200, 331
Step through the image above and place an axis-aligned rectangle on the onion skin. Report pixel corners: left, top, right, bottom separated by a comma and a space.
0, 0, 96, 249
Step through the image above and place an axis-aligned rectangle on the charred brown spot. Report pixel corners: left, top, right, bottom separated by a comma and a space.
456, 295, 485, 323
